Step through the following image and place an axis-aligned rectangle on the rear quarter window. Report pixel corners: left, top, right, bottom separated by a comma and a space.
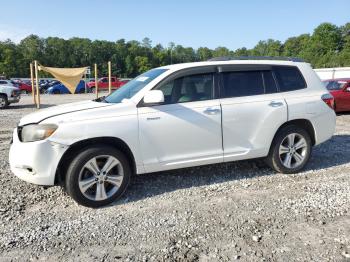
273, 66, 306, 92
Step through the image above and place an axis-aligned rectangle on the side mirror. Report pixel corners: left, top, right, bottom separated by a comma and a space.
345, 87, 350, 92
143, 90, 164, 105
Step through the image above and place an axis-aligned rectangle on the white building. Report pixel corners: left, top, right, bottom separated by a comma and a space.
314, 67, 350, 80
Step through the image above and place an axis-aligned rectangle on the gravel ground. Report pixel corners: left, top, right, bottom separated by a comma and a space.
0, 95, 349, 261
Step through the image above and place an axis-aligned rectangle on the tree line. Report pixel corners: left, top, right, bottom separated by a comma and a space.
0, 22, 349, 78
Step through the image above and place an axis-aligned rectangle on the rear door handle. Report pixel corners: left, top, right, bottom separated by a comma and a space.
268, 101, 284, 107
203, 108, 221, 115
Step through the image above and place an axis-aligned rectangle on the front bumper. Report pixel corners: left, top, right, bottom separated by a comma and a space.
8, 95, 20, 104
9, 128, 68, 186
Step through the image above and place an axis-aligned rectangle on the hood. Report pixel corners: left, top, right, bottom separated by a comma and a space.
0, 84, 18, 90
19, 100, 113, 125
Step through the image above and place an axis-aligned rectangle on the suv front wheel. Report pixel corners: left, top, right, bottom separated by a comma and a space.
0, 94, 9, 109
65, 146, 131, 208
266, 125, 312, 174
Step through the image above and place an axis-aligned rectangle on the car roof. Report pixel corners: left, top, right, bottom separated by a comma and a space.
158, 60, 306, 71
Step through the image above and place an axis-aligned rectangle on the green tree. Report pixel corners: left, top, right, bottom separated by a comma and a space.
135, 56, 151, 73
283, 34, 310, 57
213, 46, 231, 57
304, 23, 342, 67
197, 47, 213, 61
233, 47, 250, 57
336, 23, 350, 66
0, 40, 23, 77
142, 37, 152, 49
251, 39, 282, 56
19, 35, 44, 63
3, 22, 350, 78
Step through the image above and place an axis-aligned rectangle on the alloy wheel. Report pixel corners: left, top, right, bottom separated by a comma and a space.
78, 155, 124, 201
279, 133, 308, 169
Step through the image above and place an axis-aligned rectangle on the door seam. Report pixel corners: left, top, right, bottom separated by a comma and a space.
220, 103, 224, 155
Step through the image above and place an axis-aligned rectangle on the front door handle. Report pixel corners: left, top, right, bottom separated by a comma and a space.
146, 117, 161, 121
268, 101, 284, 107
203, 108, 221, 115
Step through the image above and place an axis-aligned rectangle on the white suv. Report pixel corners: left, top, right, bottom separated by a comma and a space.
0, 82, 21, 109
9, 58, 336, 207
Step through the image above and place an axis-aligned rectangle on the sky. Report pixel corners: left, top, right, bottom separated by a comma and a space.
0, 0, 349, 50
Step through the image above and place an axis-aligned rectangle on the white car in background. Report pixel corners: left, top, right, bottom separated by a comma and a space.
0, 80, 15, 86
0, 82, 21, 109
9, 57, 336, 207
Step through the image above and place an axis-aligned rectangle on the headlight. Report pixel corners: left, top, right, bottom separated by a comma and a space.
20, 124, 58, 142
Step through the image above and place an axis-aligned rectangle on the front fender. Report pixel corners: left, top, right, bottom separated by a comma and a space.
46, 114, 143, 171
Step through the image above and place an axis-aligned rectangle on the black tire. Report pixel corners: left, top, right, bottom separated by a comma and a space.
65, 146, 131, 208
265, 125, 312, 174
90, 87, 96, 93
0, 94, 9, 109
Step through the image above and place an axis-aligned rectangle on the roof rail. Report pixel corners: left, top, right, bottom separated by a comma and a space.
207, 56, 304, 62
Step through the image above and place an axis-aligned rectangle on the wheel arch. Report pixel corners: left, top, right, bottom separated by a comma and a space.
0, 92, 8, 98
270, 119, 316, 150
55, 136, 136, 185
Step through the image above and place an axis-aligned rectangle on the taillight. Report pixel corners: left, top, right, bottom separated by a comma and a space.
321, 93, 334, 110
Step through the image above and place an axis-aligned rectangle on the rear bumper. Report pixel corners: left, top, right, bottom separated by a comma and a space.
9, 128, 68, 186
311, 109, 336, 145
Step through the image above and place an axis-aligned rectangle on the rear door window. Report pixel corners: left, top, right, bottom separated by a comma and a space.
273, 66, 306, 92
263, 71, 278, 94
221, 71, 265, 98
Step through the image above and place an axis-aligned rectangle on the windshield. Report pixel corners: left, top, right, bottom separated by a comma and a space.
104, 68, 168, 103
323, 80, 347, 91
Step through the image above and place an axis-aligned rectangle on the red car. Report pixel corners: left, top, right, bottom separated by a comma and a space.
19, 81, 32, 94
323, 78, 350, 112
11, 80, 32, 94
87, 77, 129, 93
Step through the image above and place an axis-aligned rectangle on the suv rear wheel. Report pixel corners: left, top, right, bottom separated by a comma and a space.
65, 146, 131, 208
266, 125, 312, 174
0, 94, 9, 109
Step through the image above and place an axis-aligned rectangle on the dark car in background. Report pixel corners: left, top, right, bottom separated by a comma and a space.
323, 78, 350, 112
40, 80, 60, 93
46, 80, 88, 94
